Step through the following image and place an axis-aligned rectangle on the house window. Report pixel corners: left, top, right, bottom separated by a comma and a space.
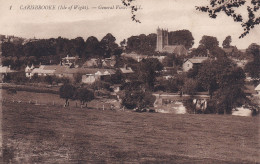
187, 64, 189, 67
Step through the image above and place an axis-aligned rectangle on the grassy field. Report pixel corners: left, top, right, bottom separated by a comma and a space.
0, 89, 119, 110
1, 101, 259, 163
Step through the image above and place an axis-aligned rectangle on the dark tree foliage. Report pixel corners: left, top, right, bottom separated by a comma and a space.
59, 84, 76, 107
190, 45, 208, 57
115, 56, 139, 70
245, 43, 260, 79
70, 37, 85, 58
138, 58, 163, 90
100, 33, 119, 58
197, 57, 246, 114
222, 35, 232, 48
126, 33, 157, 55
122, 90, 155, 110
1, 33, 122, 70
192, 37, 225, 58
210, 46, 226, 59
111, 70, 125, 84
196, 0, 260, 38
75, 88, 94, 107
168, 30, 195, 49
199, 35, 219, 50
182, 78, 198, 95
162, 54, 175, 67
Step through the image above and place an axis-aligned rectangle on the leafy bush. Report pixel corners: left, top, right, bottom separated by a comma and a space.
122, 90, 156, 110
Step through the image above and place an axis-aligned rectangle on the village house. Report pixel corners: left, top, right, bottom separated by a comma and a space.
83, 56, 116, 68
119, 65, 134, 74
121, 53, 148, 62
83, 58, 100, 68
82, 68, 116, 84
102, 57, 116, 68
0, 65, 16, 82
25, 64, 35, 78
148, 55, 166, 63
182, 57, 208, 72
255, 84, 260, 95
25, 64, 74, 79
25, 63, 118, 84
118, 65, 135, 81
61, 55, 79, 67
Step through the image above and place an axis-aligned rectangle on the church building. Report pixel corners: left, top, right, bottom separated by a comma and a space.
155, 27, 188, 56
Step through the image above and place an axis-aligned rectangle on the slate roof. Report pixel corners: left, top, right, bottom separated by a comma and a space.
119, 67, 134, 74
162, 45, 187, 55
83, 59, 99, 67
255, 84, 260, 91
185, 57, 208, 64
31, 65, 116, 75
121, 53, 148, 61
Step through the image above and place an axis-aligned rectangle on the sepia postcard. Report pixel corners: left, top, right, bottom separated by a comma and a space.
0, 0, 259, 163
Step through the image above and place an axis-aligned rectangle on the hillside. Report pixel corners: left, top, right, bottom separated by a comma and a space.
1, 102, 259, 163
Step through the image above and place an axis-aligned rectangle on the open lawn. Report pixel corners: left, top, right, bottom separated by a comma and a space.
1, 102, 259, 163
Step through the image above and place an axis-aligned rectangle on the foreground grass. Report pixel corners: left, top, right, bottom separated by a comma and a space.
2, 102, 259, 163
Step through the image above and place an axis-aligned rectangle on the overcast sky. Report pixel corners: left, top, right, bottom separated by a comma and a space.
0, 0, 259, 49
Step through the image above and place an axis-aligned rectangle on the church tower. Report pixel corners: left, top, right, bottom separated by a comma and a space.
156, 27, 169, 52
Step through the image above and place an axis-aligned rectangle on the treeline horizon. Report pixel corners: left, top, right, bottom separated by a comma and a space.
0, 29, 256, 71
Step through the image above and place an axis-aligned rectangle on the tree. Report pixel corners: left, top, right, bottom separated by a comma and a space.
222, 36, 232, 48
245, 43, 260, 79
44, 75, 53, 84
122, 90, 156, 110
168, 30, 194, 49
75, 88, 94, 108
122, 1, 259, 38
100, 33, 119, 58
199, 35, 219, 51
190, 45, 208, 57
162, 54, 174, 67
85, 36, 100, 58
59, 84, 76, 107
195, 0, 260, 38
70, 37, 85, 57
182, 78, 198, 96
126, 33, 157, 55
210, 46, 226, 59
197, 57, 246, 114
138, 58, 163, 90
111, 70, 124, 84
213, 84, 246, 114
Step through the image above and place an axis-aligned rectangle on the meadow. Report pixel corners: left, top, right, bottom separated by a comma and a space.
1, 101, 259, 163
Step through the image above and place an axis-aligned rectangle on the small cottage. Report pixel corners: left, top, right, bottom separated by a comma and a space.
182, 57, 208, 72
255, 84, 260, 95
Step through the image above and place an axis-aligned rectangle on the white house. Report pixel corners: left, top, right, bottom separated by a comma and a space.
255, 84, 260, 95
25, 64, 35, 78
82, 69, 116, 84
0, 65, 16, 82
61, 55, 78, 66
182, 57, 208, 72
